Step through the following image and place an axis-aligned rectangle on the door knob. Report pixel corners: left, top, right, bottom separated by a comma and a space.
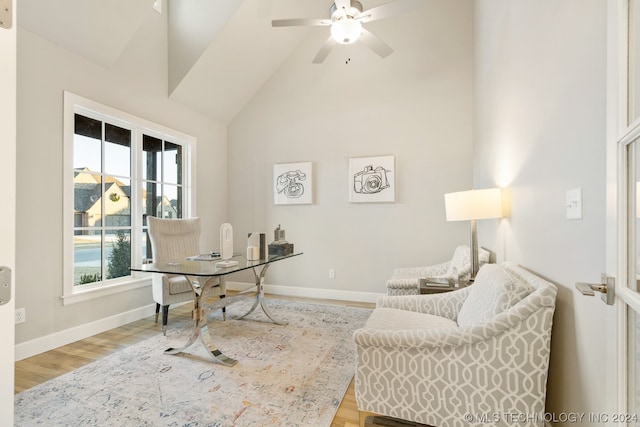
575, 273, 615, 305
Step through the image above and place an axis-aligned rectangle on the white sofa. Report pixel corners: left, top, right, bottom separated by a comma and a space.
354, 262, 557, 427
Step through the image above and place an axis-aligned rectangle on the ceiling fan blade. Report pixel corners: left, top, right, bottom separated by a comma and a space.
272, 18, 331, 27
312, 37, 338, 64
358, 0, 423, 23
359, 28, 394, 58
334, 0, 352, 14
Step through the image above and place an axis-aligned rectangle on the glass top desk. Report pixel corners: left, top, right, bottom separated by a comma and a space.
131, 252, 302, 366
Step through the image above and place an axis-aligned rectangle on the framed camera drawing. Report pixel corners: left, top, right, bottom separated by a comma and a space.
273, 162, 313, 205
348, 155, 395, 203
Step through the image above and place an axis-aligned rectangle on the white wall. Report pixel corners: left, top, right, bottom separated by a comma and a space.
15, 11, 227, 346
473, 0, 608, 419
227, 0, 474, 298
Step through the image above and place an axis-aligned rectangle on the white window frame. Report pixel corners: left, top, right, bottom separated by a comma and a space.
62, 92, 196, 305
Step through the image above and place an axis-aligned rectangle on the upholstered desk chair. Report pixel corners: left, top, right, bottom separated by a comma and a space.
386, 245, 491, 295
147, 217, 225, 335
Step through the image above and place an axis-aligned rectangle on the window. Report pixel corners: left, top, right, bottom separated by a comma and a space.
63, 92, 195, 304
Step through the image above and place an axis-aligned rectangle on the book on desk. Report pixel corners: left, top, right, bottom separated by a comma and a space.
186, 253, 221, 261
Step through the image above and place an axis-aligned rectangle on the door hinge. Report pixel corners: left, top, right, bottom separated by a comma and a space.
0, 266, 11, 305
0, 0, 12, 30
575, 273, 615, 305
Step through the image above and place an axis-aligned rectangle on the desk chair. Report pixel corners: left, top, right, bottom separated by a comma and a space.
147, 217, 225, 334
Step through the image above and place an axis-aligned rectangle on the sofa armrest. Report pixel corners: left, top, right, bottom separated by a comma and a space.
376, 287, 471, 321
391, 261, 450, 278
385, 277, 422, 296
355, 297, 553, 349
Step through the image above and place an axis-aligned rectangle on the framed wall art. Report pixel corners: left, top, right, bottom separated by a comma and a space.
348, 155, 395, 203
273, 161, 313, 205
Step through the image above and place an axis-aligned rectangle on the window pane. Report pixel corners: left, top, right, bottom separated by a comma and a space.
162, 184, 181, 219
633, 142, 640, 292
74, 230, 102, 285
74, 115, 101, 172
143, 181, 160, 219
74, 172, 102, 228
141, 230, 150, 262
143, 135, 162, 182
164, 142, 182, 185
104, 123, 131, 177
630, 0, 640, 124
105, 176, 131, 227
106, 229, 131, 279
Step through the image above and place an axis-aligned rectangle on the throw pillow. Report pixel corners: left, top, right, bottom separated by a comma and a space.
457, 264, 532, 327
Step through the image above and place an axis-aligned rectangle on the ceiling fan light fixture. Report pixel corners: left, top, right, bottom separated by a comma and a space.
330, 19, 362, 44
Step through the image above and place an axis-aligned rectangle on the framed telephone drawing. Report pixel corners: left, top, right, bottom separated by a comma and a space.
273, 162, 313, 205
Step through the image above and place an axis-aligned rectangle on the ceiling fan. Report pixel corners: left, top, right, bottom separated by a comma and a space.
272, 0, 422, 64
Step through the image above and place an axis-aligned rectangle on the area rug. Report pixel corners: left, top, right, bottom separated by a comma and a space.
15, 299, 372, 427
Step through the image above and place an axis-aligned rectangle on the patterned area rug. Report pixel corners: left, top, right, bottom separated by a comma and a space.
15, 299, 372, 426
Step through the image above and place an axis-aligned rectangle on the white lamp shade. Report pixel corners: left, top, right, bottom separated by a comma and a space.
445, 188, 503, 221
331, 19, 362, 44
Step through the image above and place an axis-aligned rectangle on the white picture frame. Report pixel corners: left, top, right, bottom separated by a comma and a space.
348, 155, 395, 203
273, 162, 313, 205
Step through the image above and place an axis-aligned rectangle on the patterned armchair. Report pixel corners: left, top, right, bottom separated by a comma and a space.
386, 245, 491, 295
354, 262, 557, 427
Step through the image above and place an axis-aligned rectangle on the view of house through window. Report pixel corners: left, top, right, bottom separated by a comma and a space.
73, 114, 133, 285
66, 94, 192, 295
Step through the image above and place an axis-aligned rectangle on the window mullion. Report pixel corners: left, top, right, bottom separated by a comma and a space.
101, 121, 106, 282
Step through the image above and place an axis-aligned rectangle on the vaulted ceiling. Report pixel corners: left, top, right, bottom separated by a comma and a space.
18, 0, 405, 123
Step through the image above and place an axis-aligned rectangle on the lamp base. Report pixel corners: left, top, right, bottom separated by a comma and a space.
470, 219, 479, 280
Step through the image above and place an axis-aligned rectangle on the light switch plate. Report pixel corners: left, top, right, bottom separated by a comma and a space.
0, 0, 12, 30
566, 188, 582, 220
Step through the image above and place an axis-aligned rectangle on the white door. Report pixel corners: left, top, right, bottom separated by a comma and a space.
608, 0, 640, 422
0, 0, 16, 424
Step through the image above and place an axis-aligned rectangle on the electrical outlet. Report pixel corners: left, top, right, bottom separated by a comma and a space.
15, 307, 25, 324
329, 269, 335, 279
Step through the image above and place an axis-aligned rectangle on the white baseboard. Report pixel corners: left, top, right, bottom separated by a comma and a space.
225, 281, 383, 304
14, 304, 157, 361
15, 285, 382, 361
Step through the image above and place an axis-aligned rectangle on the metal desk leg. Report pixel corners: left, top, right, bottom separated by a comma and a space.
237, 263, 289, 325
164, 275, 238, 366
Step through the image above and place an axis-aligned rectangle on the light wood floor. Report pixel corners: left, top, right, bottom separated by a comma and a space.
14, 294, 374, 427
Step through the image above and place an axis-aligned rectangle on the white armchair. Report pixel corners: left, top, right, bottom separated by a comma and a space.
147, 217, 225, 335
386, 245, 490, 295
354, 262, 557, 427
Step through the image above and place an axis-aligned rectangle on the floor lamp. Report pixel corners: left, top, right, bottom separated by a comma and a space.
444, 188, 503, 280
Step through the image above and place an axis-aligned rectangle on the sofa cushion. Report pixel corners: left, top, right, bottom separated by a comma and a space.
364, 307, 457, 331
457, 264, 532, 327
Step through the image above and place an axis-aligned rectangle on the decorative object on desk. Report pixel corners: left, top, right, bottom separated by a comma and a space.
273, 161, 313, 205
268, 224, 294, 256
247, 231, 266, 260
216, 223, 238, 268
349, 155, 395, 203
15, 299, 372, 427
444, 188, 503, 279
186, 253, 221, 261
